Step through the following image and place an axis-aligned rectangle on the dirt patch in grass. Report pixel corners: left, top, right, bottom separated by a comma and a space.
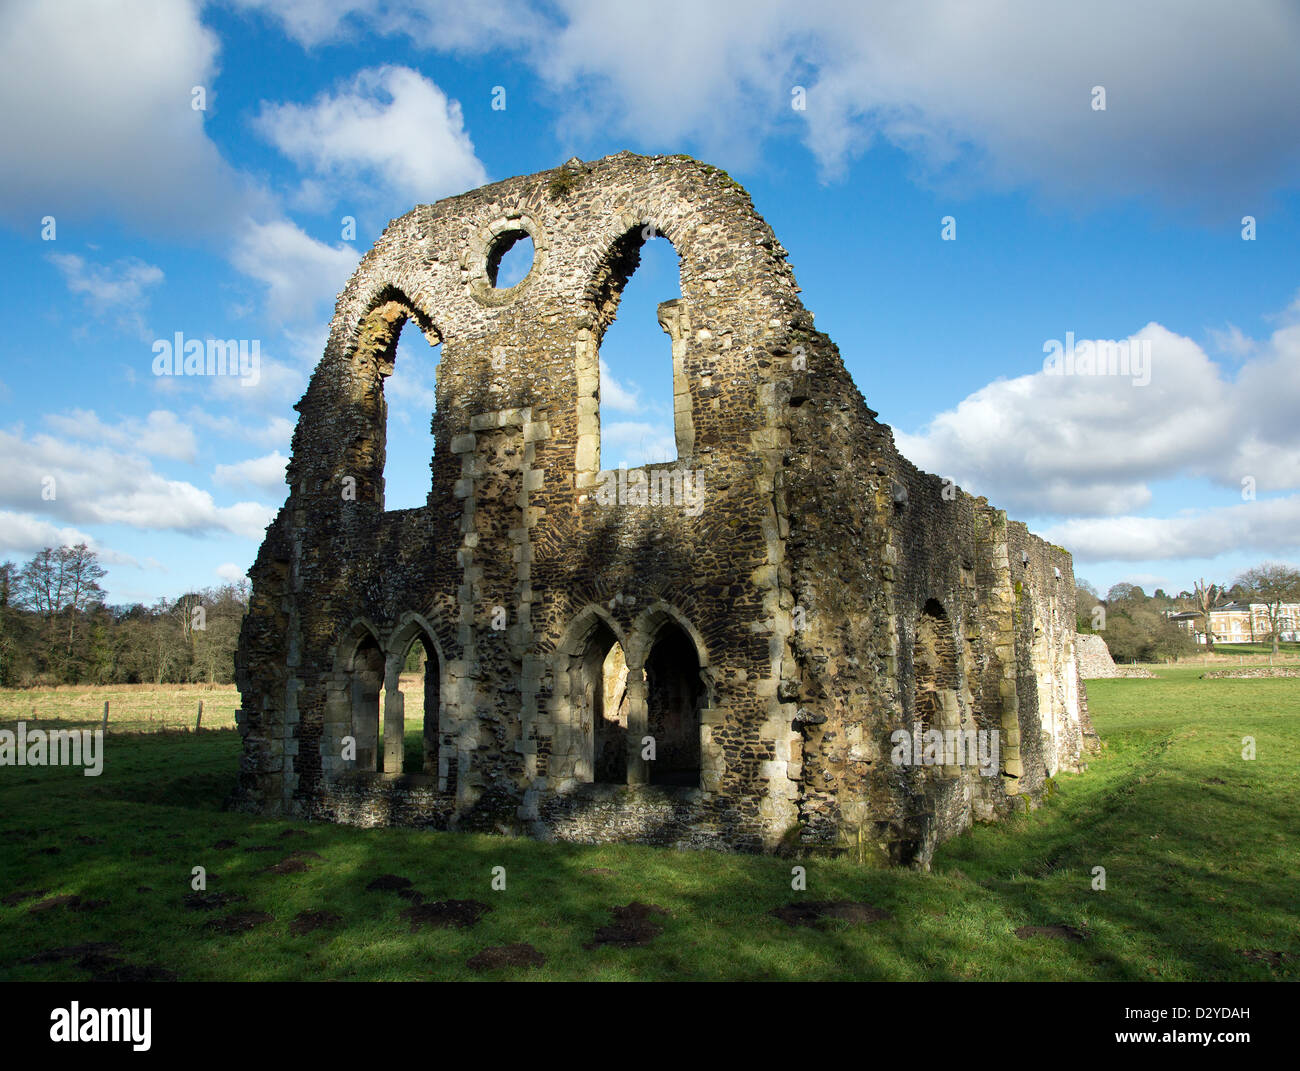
467, 943, 546, 971
279, 829, 309, 839
22, 942, 177, 982
366, 874, 413, 892
1014, 924, 1086, 942
242, 845, 278, 853
399, 899, 490, 932
583, 867, 616, 875
24, 942, 121, 965
2, 887, 48, 907
75, 835, 102, 846
585, 903, 671, 948
771, 901, 892, 927
28, 894, 109, 914
260, 855, 312, 876
289, 910, 342, 936
1240, 948, 1295, 968
184, 891, 247, 911
206, 911, 273, 934
212, 839, 238, 849
87, 960, 179, 983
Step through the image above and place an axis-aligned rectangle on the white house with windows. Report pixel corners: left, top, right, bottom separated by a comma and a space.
1169, 602, 1300, 644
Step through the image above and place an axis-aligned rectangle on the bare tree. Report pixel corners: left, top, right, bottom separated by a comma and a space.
191, 584, 246, 685
169, 591, 206, 678
1234, 563, 1300, 657
16, 548, 62, 619
147, 598, 181, 684
59, 543, 106, 657
1192, 578, 1219, 650
15, 548, 70, 676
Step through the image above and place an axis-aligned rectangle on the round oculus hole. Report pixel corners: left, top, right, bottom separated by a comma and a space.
487, 230, 535, 289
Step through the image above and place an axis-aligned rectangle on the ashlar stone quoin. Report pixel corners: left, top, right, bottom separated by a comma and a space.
232, 151, 1098, 868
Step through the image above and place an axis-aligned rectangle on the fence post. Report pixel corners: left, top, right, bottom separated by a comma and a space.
196, 700, 203, 732
102, 701, 109, 732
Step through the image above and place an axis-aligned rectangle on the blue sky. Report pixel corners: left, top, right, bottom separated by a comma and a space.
2, 0, 1299, 605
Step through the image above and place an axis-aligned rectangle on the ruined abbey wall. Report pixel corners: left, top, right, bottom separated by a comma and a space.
232, 152, 1095, 868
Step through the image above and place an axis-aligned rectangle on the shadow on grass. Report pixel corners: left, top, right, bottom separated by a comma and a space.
1, 693, 1296, 981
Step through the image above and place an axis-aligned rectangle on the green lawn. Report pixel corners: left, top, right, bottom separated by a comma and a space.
0, 682, 239, 734
1190, 641, 1300, 659
0, 669, 1295, 980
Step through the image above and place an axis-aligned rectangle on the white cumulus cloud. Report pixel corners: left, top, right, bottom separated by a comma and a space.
216, 561, 250, 584
1043, 494, 1300, 563
895, 319, 1300, 519
213, 451, 289, 495
45, 409, 198, 464
0, 429, 275, 540
237, 1, 1300, 209
0, 0, 264, 233
254, 65, 487, 205
230, 219, 360, 324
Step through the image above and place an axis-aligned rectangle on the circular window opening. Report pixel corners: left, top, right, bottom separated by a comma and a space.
487, 230, 535, 289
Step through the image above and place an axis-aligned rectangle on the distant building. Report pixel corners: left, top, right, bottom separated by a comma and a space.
1169, 603, 1300, 644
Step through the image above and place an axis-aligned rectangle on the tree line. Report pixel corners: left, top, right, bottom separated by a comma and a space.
1075, 561, 1300, 663
0, 544, 247, 687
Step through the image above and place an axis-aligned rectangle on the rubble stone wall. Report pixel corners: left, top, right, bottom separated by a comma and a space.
1076, 632, 1119, 678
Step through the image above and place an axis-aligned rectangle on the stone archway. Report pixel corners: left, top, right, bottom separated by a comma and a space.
643, 622, 704, 786
627, 603, 714, 790
914, 599, 966, 777
549, 606, 633, 787
384, 617, 445, 776
327, 624, 385, 775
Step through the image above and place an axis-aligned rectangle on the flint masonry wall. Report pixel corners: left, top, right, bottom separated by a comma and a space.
1076, 632, 1119, 678
232, 152, 1094, 868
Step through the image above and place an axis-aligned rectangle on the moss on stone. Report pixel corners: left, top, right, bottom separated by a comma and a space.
547, 170, 580, 200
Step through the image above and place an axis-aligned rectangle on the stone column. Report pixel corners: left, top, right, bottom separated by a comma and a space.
657, 299, 694, 458
352, 673, 379, 772
626, 670, 649, 784
382, 654, 405, 775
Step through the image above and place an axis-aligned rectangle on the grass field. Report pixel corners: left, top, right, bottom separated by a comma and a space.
0, 682, 240, 734
1198, 641, 1300, 659
0, 667, 1295, 980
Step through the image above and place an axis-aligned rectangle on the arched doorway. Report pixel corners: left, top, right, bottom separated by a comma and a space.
552, 608, 632, 786
378, 622, 444, 776
913, 599, 975, 777
594, 633, 631, 783
348, 633, 384, 773
573, 619, 631, 785
643, 622, 703, 787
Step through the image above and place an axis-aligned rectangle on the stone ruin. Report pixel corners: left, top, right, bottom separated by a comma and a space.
1076, 633, 1120, 678
232, 152, 1098, 868
1076, 632, 1156, 679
